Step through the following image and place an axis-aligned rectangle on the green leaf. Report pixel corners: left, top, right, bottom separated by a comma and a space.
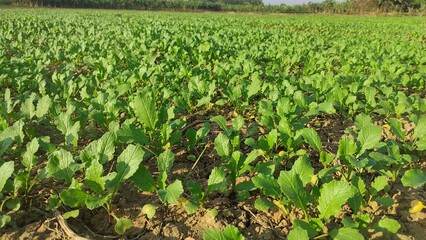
110, 145, 145, 188
0, 120, 24, 157
376, 218, 400, 234
232, 116, 245, 131
222, 225, 245, 240
85, 195, 108, 210
114, 217, 132, 235
203, 228, 223, 240
252, 173, 281, 199
338, 137, 357, 160
318, 180, 354, 219
371, 176, 388, 196
277, 171, 308, 212
207, 167, 228, 194
388, 118, 405, 141
203, 225, 245, 240
247, 75, 262, 100
214, 133, 230, 159
254, 197, 276, 211
131, 165, 157, 192
158, 180, 184, 204
375, 197, 394, 207
211, 115, 228, 131
413, 117, 426, 140
401, 169, 426, 188
35, 95, 51, 118
330, 228, 364, 240
142, 204, 156, 219
357, 125, 382, 156
300, 128, 322, 152
22, 138, 39, 170
133, 94, 158, 131
355, 114, 373, 130
0, 161, 14, 192
60, 189, 89, 208
20, 94, 36, 119
116, 124, 149, 145
0, 215, 11, 228
84, 158, 105, 193
287, 226, 309, 240
63, 210, 80, 220
80, 132, 115, 165
5, 198, 20, 211
292, 155, 314, 186
157, 149, 174, 173
46, 149, 78, 183
292, 219, 319, 238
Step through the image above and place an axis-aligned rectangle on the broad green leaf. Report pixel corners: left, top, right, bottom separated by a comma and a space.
413, 117, 426, 140
254, 197, 275, 211
388, 118, 405, 141
157, 149, 174, 173
338, 137, 357, 160
277, 171, 308, 212
247, 75, 262, 100
158, 180, 184, 204
318, 180, 354, 219
131, 165, 157, 192
80, 132, 115, 165
46, 149, 78, 183
0, 120, 24, 156
85, 195, 108, 210
292, 155, 314, 186
376, 218, 400, 234
35, 95, 51, 118
110, 145, 145, 188
371, 176, 388, 196
330, 227, 364, 240
20, 94, 36, 119
5, 198, 21, 211
22, 138, 39, 170
252, 173, 281, 199
203, 228, 224, 240
292, 219, 319, 238
211, 115, 228, 131
355, 114, 373, 130
114, 217, 132, 235
0, 215, 11, 228
0, 161, 14, 192
232, 116, 245, 131
84, 158, 105, 193
116, 124, 149, 145
222, 225, 245, 240
300, 128, 322, 152
133, 94, 158, 131
60, 189, 89, 208
63, 210, 79, 219
207, 167, 228, 194
214, 133, 230, 159
417, 139, 426, 151
287, 226, 309, 240
357, 125, 382, 156
401, 169, 426, 188
142, 204, 156, 219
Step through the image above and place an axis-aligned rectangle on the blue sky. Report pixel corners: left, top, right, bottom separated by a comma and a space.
263, 0, 339, 5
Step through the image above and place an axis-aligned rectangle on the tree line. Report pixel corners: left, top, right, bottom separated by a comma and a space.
1, 0, 425, 13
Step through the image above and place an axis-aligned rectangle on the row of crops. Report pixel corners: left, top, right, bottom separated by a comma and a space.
0, 8, 425, 239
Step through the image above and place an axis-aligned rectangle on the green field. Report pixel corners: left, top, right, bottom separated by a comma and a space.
0, 8, 425, 239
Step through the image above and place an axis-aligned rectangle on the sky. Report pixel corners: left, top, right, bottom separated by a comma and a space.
263, 0, 335, 5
